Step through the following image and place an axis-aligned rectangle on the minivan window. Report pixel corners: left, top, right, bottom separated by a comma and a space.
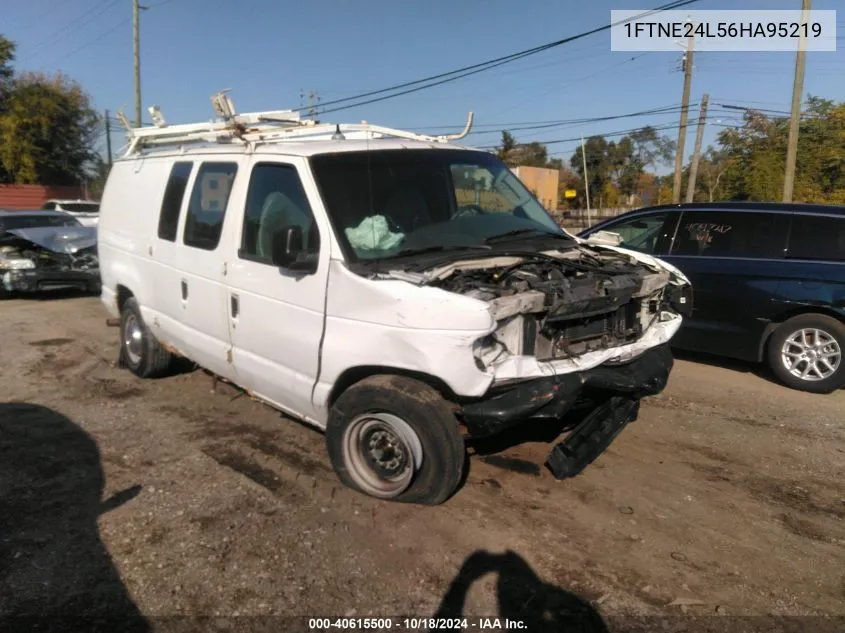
183, 162, 238, 251
669, 211, 788, 259
157, 162, 193, 242
240, 163, 320, 262
787, 214, 845, 262
598, 213, 670, 254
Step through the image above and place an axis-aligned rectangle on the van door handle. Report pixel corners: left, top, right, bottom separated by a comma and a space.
230, 293, 239, 319
181, 280, 188, 300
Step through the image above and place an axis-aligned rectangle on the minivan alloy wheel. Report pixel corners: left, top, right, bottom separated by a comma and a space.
342, 412, 424, 498
780, 328, 841, 382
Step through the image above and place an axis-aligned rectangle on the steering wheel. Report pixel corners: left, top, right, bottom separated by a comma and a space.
453, 204, 487, 219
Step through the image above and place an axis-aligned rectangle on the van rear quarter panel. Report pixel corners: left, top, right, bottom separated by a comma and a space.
98, 158, 171, 315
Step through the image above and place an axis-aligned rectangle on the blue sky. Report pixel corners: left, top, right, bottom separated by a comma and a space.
4, 0, 844, 170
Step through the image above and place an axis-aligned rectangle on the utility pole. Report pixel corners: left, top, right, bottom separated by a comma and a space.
104, 110, 113, 168
300, 89, 321, 117
685, 94, 709, 203
783, 0, 811, 202
581, 133, 591, 227
133, 0, 145, 127
672, 33, 695, 204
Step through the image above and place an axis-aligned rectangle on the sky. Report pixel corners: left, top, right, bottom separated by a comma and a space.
3, 0, 844, 171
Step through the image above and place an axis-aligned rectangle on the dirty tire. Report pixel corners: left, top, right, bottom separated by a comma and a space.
326, 375, 465, 505
119, 297, 173, 379
767, 313, 845, 394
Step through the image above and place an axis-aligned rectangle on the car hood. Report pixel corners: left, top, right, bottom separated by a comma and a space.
2, 226, 97, 254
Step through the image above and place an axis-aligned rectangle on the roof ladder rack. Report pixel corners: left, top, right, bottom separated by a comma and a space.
118, 90, 474, 156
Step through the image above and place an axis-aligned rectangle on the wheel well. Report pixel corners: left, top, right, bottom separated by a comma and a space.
116, 285, 134, 313
758, 306, 845, 362
327, 366, 460, 409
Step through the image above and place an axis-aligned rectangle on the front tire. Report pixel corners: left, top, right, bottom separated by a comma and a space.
767, 314, 845, 394
326, 375, 465, 505
119, 297, 173, 378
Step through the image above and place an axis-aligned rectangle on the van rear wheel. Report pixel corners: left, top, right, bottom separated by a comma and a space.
119, 297, 173, 378
767, 314, 845, 394
326, 375, 465, 505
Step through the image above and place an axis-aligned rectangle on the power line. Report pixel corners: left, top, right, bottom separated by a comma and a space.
309, 0, 702, 116
41, 18, 130, 66
25, 0, 124, 62
414, 103, 692, 130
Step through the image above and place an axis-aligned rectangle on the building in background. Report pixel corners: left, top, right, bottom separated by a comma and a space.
511, 165, 559, 213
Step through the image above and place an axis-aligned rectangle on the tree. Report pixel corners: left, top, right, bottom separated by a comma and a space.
571, 136, 612, 203
0, 69, 100, 186
716, 98, 845, 203
696, 147, 731, 202
0, 34, 16, 183
497, 131, 517, 162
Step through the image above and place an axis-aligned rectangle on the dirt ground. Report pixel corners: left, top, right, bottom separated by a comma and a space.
1, 292, 844, 632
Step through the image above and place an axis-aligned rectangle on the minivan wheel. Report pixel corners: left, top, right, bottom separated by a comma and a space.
119, 297, 173, 378
326, 375, 465, 505
767, 314, 845, 394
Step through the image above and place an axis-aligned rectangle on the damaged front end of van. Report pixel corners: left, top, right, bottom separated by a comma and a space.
382, 242, 692, 479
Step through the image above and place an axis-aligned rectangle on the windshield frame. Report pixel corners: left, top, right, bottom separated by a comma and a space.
307, 148, 571, 267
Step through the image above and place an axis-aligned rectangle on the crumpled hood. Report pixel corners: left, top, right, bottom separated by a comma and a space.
2, 226, 97, 254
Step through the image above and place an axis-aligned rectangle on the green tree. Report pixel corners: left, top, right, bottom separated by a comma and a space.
0, 34, 16, 183
0, 70, 100, 185
716, 98, 845, 203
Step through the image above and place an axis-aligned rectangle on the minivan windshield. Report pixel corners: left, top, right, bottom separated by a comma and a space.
0, 214, 82, 231
309, 149, 571, 263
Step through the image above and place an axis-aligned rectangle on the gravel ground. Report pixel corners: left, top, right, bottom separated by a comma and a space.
1, 292, 844, 632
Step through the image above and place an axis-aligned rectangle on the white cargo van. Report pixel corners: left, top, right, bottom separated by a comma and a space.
97, 93, 691, 505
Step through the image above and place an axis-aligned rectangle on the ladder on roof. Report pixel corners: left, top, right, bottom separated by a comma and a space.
117, 90, 474, 157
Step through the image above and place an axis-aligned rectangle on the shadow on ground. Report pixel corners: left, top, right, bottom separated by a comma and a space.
434, 550, 608, 632
0, 402, 150, 632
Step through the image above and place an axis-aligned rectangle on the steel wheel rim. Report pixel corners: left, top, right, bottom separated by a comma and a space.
123, 313, 144, 366
342, 413, 423, 498
780, 328, 841, 382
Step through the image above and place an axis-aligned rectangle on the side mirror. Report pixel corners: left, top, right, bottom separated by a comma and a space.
271, 225, 317, 273
585, 230, 623, 246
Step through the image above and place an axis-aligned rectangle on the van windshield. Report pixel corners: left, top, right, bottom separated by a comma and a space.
309, 149, 570, 263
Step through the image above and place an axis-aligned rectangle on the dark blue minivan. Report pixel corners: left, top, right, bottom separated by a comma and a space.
578, 202, 845, 393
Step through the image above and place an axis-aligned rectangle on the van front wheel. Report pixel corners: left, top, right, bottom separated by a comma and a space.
119, 297, 173, 378
326, 375, 465, 505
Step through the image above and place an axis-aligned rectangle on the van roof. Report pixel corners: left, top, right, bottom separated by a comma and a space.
115, 136, 480, 162
115, 93, 478, 160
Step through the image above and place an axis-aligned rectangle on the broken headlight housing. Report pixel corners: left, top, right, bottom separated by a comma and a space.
0, 257, 35, 270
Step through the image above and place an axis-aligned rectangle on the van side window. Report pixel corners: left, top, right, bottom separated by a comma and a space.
240, 163, 319, 263
183, 162, 238, 251
157, 161, 193, 241
669, 211, 788, 259
787, 215, 845, 262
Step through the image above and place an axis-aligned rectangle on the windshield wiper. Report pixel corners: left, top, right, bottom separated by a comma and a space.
391, 244, 492, 257
484, 228, 570, 244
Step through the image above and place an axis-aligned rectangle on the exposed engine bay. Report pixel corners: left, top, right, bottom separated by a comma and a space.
0, 238, 98, 271
0, 227, 100, 294
425, 245, 689, 369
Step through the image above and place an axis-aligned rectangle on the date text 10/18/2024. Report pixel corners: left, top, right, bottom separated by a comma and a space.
308, 618, 528, 630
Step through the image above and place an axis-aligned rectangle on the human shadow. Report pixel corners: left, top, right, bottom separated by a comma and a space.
434, 550, 608, 633
0, 402, 150, 632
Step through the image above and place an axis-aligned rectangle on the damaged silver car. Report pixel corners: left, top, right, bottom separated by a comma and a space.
0, 210, 100, 297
